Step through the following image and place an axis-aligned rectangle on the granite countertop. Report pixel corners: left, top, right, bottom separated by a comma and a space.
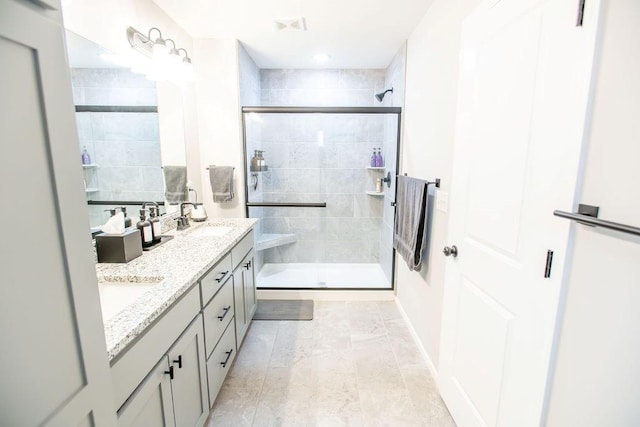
96, 218, 258, 361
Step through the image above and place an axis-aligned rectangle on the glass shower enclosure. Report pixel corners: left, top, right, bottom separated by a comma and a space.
242, 107, 401, 290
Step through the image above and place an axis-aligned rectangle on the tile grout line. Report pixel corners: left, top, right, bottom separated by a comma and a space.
249, 320, 280, 427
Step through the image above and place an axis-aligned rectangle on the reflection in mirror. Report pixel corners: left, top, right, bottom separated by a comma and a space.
64, 30, 188, 230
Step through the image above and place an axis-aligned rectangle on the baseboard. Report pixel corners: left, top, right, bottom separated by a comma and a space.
394, 297, 439, 381
256, 289, 396, 301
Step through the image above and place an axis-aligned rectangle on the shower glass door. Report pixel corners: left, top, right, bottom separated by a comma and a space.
243, 107, 400, 290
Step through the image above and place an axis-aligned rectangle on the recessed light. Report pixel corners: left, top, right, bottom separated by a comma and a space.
314, 53, 330, 63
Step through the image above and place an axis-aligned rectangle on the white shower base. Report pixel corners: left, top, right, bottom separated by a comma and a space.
256, 263, 391, 289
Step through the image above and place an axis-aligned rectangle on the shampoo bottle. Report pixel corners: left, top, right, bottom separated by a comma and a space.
370, 149, 377, 167
136, 210, 153, 248
375, 148, 384, 167
149, 207, 162, 244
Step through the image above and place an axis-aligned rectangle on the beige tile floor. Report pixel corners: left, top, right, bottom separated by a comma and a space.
206, 301, 455, 426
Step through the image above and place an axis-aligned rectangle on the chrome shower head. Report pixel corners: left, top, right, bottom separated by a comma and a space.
375, 88, 393, 102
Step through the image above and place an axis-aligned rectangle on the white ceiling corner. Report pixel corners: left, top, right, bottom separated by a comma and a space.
151, 0, 434, 69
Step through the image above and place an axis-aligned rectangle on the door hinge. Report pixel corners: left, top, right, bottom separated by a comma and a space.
544, 250, 554, 278
576, 0, 586, 26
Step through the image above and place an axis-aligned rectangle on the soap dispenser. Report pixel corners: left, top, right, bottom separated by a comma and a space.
121, 206, 132, 228
148, 207, 162, 244
136, 210, 153, 248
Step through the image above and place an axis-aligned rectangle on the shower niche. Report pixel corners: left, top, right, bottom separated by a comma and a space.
242, 107, 401, 290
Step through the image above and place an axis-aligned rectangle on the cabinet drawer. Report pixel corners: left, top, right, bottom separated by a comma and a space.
206, 321, 236, 408
202, 279, 234, 358
200, 252, 232, 307
231, 229, 254, 269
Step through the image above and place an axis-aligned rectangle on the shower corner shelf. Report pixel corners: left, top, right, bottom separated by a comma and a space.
365, 191, 384, 197
366, 166, 385, 171
85, 187, 99, 193
82, 164, 98, 168
256, 233, 297, 251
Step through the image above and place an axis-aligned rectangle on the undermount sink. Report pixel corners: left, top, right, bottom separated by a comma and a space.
97, 276, 164, 322
186, 225, 233, 238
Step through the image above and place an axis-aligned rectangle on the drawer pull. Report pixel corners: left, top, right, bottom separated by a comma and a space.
217, 306, 231, 321
220, 349, 233, 368
244, 260, 251, 270
164, 365, 174, 380
215, 271, 229, 282
173, 355, 182, 369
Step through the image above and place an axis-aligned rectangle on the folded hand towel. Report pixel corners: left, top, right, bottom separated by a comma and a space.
209, 166, 235, 203
163, 166, 188, 203
393, 175, 430, 271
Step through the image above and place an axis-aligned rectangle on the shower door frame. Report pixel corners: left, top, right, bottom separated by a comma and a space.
241, 106, 402, 291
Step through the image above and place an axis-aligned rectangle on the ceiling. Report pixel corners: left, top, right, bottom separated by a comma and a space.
151, 0, 434, 69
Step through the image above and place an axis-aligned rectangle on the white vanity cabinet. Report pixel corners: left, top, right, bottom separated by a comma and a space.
231, 230, 257, 347
117, 315, 208, 427
112, 227, 257, 425
116, 356, 175, 426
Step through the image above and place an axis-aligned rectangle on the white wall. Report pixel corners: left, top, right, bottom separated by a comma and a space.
545, 0, 640, 424
195, 39, 245, 218
397, 0, 482, 369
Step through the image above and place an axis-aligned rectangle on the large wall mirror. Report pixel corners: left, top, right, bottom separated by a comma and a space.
64, 30, 188, 230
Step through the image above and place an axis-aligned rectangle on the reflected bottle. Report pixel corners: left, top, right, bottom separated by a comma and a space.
81, 146, 91, 165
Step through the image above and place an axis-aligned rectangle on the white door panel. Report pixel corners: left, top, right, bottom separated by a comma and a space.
439, 0, 600, 426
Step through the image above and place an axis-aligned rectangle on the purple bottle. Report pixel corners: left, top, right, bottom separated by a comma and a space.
375, 148, 384, 167
81, 146, 91, 165
370, 149, 377, 167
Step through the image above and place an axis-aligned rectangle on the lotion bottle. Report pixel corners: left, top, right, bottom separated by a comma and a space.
136, 209, 153, 248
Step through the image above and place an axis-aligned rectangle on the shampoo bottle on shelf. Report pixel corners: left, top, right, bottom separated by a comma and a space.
136, 210, 153, 248
370, 149, 377, 167
375, 148, 384, 167
81, 146, 91, 165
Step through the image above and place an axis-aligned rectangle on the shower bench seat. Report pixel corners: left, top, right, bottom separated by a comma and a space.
256, 233, 297, 251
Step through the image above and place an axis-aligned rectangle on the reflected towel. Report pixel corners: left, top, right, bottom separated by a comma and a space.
163, 166, 188, 203
209, 166, 235, 203
393, 175, 430, 271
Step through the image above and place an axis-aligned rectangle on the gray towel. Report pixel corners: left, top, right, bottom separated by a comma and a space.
209, 166, 234, 203
163, 166, 188, 203
393, 175, 430, 271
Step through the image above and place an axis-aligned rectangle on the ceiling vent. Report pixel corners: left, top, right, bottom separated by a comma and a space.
273, 17, 307, 31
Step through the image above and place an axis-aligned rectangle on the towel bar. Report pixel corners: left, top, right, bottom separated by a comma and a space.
553, 204, 640, 237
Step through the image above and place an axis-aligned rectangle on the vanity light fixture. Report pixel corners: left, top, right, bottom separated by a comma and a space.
126, 26, 194, 83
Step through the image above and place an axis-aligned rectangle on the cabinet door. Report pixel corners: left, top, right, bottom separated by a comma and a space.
242, 252, 257, 321
0, 2, 115, 426
232, 265, 247, 346
167, 315, 208, 427
118, 357, 175, 427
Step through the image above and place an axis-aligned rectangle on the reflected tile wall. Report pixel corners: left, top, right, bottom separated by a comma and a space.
72, 68, 161, 228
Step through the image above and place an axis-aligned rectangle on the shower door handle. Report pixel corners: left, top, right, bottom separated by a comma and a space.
246, 202, 326, 208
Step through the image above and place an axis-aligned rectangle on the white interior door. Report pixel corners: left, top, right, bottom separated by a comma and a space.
439, 0, 600, 426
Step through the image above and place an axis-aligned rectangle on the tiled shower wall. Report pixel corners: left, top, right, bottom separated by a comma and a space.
245, 68, 396, 265
71, 68, 163, 227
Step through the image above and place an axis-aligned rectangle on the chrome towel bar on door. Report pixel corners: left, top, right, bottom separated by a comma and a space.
553, 204, 640, 237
